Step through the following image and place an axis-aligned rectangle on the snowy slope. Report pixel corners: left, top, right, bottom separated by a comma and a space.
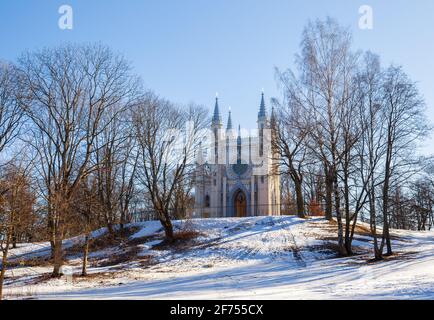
2, 216, 434, 300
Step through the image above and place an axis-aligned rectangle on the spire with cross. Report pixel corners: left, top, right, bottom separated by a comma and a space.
212, 93, 222, 128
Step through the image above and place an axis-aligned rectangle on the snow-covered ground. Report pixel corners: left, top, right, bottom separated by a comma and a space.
2, 216, 434, 300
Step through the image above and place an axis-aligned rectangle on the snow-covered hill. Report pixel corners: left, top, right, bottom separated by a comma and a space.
2, 216, 434, 299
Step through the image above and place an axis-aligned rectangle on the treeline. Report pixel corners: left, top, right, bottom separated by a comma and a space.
0, 43, 207, 294
272, 18, 432, 259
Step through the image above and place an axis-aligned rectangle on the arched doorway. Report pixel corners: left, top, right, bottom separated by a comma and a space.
233, 189, 247, 217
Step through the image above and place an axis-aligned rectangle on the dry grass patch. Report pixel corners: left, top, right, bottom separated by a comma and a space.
309, 219, 403, 241
152, 229, 204, 251
96, 246, 141, 267
65, 225, 141, 257
6, 256, 52, 268
365, 251, 419, 264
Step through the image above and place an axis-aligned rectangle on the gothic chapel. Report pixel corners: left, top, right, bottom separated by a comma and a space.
194, 93, 281, 218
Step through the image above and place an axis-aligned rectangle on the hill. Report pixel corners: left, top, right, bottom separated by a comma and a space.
2, 216, 434, 299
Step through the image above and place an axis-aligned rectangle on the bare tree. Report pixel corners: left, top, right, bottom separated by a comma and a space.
0, 164, 35, 300
275, 18, 430, 258
353, 56, 429, 258
356, 52, 385, 259
0, 61, 27, 300
0, 62, 23, 155
271, 85, 309, 218
19, 44, 139, 276
93, 104, 138, 236
133, 93, 207, 243
118, 136, 140, 230
70, 176, 101, 276
378, 66, 429, 255
286, 18, 358, 255
411, 178, 434, 231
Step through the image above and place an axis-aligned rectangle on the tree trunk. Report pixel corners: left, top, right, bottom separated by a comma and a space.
0, 250, 8, 301
324, 167, 333, 221
107, 222, 115, 237
369, 188, 382, 260
0, 234, 12, 301
333, 170, 347, 257
81, 234, 90, 277
160, 213, 174, 243
381, 151, 393, 256
294, 179, 306, 218
48, 217, 56, 259
334, 196, 347, 256
383, 217, 393, 255
11, 227, 17, 249
52, 239, 63, 277
343, 168, 353, 255
120, 209, 126, 233
104, 206, 115, 237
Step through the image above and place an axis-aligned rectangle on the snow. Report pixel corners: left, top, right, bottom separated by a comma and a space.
2, 216, 434, 300
129, 221, 162, 239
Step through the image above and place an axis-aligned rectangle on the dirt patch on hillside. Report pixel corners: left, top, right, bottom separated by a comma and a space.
152, 230, 205, 251
66, 225, 141, 255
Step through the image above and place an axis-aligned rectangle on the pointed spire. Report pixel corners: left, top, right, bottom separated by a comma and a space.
270, 105, 276, 123
237, 124, 242, 164
212, 95, 222, 126
237, 124, 242, 145
226, 107, 233, 131
197, 141, 204, 164
258, 91, 267, 120
270, 105, 277, 134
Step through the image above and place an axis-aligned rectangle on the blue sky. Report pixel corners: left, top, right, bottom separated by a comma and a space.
1, 0, 433, 154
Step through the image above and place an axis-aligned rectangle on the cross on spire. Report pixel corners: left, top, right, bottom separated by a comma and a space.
226, 107, 233, 130
212, 95, 222, 126
258, 91, 267, 120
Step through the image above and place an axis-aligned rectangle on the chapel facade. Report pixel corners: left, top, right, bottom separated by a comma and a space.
194, 93, 281, 218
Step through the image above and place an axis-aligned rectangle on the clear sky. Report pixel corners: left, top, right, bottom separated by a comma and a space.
1, 0, 433, 154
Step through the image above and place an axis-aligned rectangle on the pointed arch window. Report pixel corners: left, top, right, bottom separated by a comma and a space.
205, 195, 210, 208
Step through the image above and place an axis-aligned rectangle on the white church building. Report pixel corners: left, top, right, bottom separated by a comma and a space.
194, 93, 281, 218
